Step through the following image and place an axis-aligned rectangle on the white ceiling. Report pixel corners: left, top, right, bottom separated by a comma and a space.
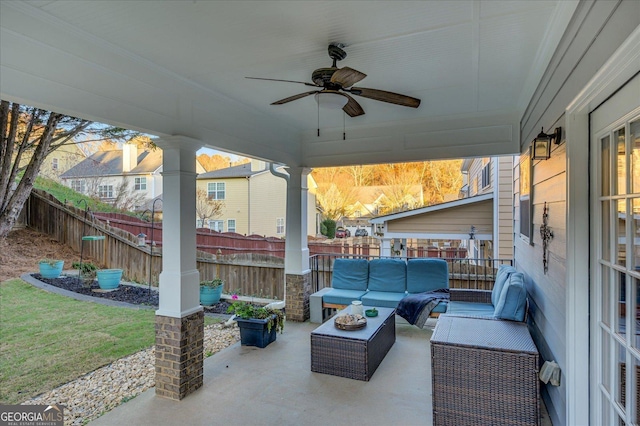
0, 1, 578, 167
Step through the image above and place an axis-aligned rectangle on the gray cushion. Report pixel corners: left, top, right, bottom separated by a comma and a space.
368, 258, 407, 292
331, 258, 369, 291
491, 264, 516, 307
406, 258, 449, 293
446, 301, 495, 318
493, 272, 527, 322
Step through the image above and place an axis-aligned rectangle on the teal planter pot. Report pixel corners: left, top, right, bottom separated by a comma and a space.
39, 261, 64, 279
200, 285, 223, 306
96, 269, 123, 290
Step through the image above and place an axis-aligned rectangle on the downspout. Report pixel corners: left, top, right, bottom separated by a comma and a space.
246, 176, 250, 235
269, 162, 289, 182
269, 162, 289, 306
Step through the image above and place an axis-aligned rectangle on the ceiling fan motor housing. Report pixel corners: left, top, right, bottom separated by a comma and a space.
312, 68, 339, 88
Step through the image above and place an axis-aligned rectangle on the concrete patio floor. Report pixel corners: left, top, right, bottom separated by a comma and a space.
91, 318, 551, 426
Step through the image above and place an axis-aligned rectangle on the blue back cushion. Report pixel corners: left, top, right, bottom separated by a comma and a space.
493, 272, 528, 322
331, 258, 369, 291
492, 264, 516, 307
406, 259, 449, 293
368, 258, 406, 292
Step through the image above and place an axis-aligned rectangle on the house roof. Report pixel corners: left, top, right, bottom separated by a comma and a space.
369, 193, 493, 224
60, 149, 162, 178
196, 163, 257, 179
353, 185, 423, 204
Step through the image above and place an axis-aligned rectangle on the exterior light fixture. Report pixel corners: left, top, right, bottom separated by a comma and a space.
532, 127, 562, 160
469, 225, 476, 240
137, 233, 147, 247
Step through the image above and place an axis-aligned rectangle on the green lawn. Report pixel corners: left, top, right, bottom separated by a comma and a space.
0, 279, 217, 404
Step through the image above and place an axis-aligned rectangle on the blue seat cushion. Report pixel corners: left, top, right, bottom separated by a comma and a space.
446, 301, 495, 318
494, 272, 527, 322
491, 264, 517, 307
322, 288, 368, 306
361, 291, 407, 308
331, 258, 369, 291
431, 301, 448, 313
368, 258, 406, 292
406, 258, 449, 293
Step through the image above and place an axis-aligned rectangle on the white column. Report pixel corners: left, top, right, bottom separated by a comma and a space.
284, 167, 311, 275
380, 238, 392, 257
155, 136, 203, 318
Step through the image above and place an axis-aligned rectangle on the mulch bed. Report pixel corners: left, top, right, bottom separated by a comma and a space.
31, 274, 231, 314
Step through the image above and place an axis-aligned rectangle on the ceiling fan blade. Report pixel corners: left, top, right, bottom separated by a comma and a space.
330, 67, 367, 88
349, 87, 421, 108
271, 91, 319, 105
337, 92, 365, 117
246, 77, 318, 87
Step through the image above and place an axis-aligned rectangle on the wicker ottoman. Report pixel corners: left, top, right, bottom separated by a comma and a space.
431, 315, 540, 426
311, 306, 395, 381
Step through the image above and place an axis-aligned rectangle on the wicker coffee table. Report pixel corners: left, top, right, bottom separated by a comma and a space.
431, 315, 540, 426
311, 306, 395, 381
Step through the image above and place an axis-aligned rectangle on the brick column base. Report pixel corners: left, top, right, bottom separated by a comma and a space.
155, 310, 204, 400
286, 272, 311, 322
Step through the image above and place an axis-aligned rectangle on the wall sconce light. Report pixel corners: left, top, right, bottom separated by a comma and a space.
469, 225, 476, 240
532, 127, 562, 160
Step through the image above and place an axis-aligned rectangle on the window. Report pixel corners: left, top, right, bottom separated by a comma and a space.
134, 177, 147, 191
227, 219, 236, 233
71, 179, 85, 194
52, 158, 59, 170
196, 219, 204, 228
481, 161, 491, 189
276, 218, 285, 234
207, 182, 225, 200
519, 150, 531, 240
98, 184, 114, 199
208, 220, 224, 232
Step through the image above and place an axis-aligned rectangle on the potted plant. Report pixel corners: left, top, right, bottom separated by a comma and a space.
227, 300, 285, 348
72, 261, 98, 288
200, 278, 224, 306
38, 259, 64, 279
96, 269, 123, 290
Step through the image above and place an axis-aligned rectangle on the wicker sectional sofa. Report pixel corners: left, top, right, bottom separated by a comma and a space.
447, 264, 528, 322
310, 257, 449, 323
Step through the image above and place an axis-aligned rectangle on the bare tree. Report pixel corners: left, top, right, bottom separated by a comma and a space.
111, 179, 148, 211
0, 100, 140, 238
195, 188, 224, 227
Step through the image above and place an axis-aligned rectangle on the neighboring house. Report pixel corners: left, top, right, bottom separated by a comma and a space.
196, 160, 318, 237
460, 156, 514, 260
60, 144, 205, 211
40, 142, 87, 181
370, 156, 513, 260
342, 185, 423, 235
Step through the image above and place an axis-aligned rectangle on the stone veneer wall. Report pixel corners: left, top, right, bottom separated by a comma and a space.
286, 273, 310, 322
155, 310, 204, 400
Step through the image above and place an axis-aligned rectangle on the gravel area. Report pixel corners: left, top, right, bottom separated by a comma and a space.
23, 323, 239, 425
21, 274, 240, 425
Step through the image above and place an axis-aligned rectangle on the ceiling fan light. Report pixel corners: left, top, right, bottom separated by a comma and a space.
314, 92, 348, 110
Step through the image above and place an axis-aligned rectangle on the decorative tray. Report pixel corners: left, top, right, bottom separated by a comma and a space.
334, 314, 367, 330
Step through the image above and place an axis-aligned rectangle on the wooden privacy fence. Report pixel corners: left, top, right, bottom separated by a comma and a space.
93, 212, 345, 257
26, 190, 286, 299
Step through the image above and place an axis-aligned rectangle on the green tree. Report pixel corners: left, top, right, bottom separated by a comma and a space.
0, 100, 141, 238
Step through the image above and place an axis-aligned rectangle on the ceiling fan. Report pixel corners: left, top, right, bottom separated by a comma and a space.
246, 43, 421, 117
